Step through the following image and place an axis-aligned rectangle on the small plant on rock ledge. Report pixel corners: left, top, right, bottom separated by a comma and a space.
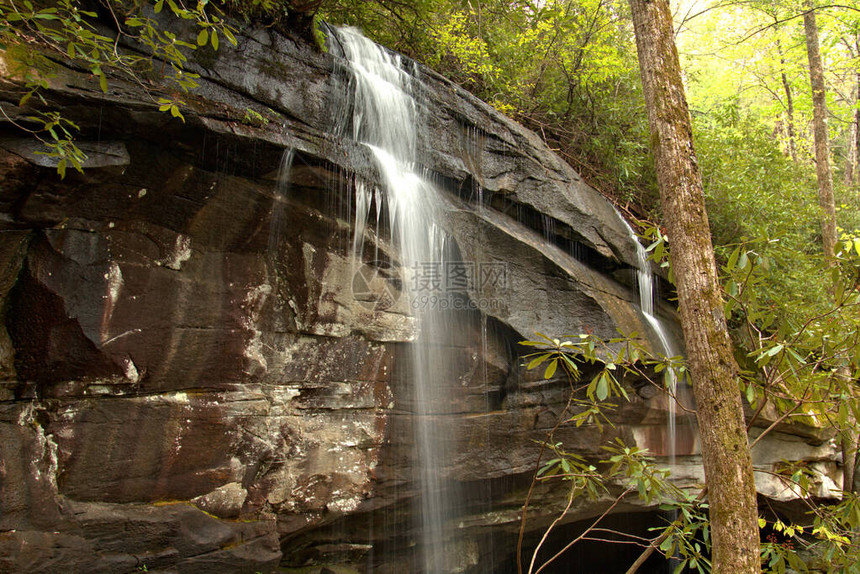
242, 108, 269, 127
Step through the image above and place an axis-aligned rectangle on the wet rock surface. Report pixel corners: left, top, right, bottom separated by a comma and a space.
0, 16, 839, 574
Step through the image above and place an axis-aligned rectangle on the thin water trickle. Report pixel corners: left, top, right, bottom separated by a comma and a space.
269, 148, 295, 254
352, 180, 371, 262
616, 212, 680, 461
331, 26, 465, 572
541, 213, 556, 243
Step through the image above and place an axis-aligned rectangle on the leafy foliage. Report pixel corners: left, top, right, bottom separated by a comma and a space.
317, 0, 656, 207
0, 0, 240, 176
518, 331, 697, 572
5, 1, 860, 571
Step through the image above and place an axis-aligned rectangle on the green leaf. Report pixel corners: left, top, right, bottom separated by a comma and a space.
851, 501, 860, 528
766, 343, 784, 357
561, 354, 579, 374
197, 29, 209, 46
596, 373, 609, 401
154, 0, 164, 13
534, 332, 554, 344
854, 237, 860, 257
727, 246, 739, 271
544, 359, 558, 379
210, 29, 218, 50
785, 347, 806, 364
537, 458, 559, 476
527, 354, 550, 369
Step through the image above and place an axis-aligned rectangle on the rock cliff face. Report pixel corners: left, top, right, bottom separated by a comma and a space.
0, 18, 841, 574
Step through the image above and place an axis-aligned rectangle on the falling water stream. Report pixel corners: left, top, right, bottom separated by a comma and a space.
330, 26, 463, 572
616, 215, 680, 461
323, 24, 686, 571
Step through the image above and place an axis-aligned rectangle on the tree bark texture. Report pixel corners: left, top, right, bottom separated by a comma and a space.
855, 71, 860, 184
776, 35, 798, 162
847, 71, 860, 187
845, 104, 857, 186
802, 6, 859, 494
842, 430, 858, 493
628, 0, 762, 572
803, 1, 838, 259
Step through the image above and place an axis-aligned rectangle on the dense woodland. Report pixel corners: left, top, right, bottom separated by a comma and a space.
2, 0, 860, 571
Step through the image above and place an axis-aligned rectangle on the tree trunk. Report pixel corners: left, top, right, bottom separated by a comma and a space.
848, 70, 860, 187
803, 0, 837, 260
803, 0, 859, 498
855, 71, 860, 182
855, 77, 860, 183
846, 102, 857, 186
627, 0, 762, 572
776, 34, 798, 162
843, 431, 858, 493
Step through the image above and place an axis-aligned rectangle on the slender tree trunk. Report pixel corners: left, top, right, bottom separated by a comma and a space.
843, 432, 858, 493
803, 0, 838, 259
628, 0, 761, 572
803, 2, 859, 495
843, 34, 859, 186
846, 100, 857, 186
848, 70, 860, 186
855, 79, 860, 182
855, 72, 860, 181
853, 440, 860, 492
776, 35, 798, 162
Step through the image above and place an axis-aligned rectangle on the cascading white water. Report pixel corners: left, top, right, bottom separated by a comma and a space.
331, 26, 461, 572
617, 214, 680, 460
269, 148, 295, 254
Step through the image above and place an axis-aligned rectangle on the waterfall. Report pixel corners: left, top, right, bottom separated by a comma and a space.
617, 214, 680, 460
268, 148, 294, 254
330, 26, 463, 572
